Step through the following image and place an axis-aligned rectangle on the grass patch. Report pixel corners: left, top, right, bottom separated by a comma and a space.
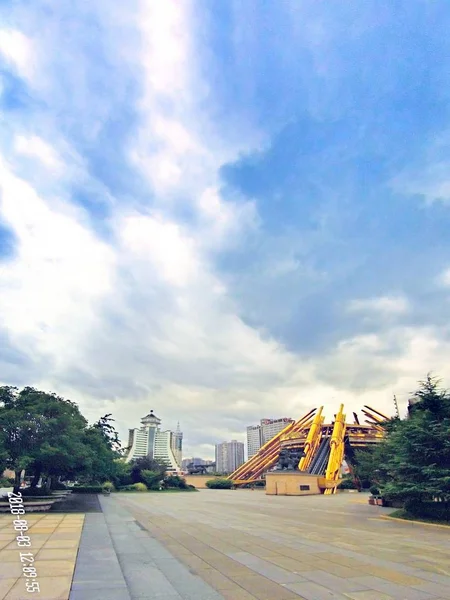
118, 488, 198, 493
389, 509, 450, 527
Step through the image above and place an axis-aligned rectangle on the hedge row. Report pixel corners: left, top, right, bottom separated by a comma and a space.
404, 499, 450, 522
72, 486, 103, 494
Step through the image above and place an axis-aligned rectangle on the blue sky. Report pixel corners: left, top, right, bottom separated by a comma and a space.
1, 1, 450, 458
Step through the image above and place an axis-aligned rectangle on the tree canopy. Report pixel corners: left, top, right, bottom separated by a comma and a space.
0, 386, 122, 490
371, 375, 450, 502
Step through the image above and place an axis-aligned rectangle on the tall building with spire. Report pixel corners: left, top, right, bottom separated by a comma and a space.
125, 410, 183, 472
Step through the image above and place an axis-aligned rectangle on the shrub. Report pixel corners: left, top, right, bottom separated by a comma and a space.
132, 482, 148, 491
205, 478, 233, 489
21, 488, 53, 497
164, 475, 188, 489
102, 481, 115, 491
51, 482, 68, 491
0, 477, 14, 487
338, 478, 357, 490
369, 485, 380, 496
117, 483, 148, 492
72, 486, 103, 494
141, 470, 162, 490
404, 498, 450, 521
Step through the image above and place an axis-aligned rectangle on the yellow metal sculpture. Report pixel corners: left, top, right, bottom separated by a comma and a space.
228, 404, 388, 493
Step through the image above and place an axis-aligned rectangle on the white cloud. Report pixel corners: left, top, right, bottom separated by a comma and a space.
347, 295, 409, 315
119, 213, 199, 287
0, 158, 115, 363
0, 29, 35, 81
439, 268, 450, 287
1, 0, 450, 462
14, 135, 63, 172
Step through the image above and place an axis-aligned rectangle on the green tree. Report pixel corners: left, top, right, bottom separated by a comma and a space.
110, 459, 133, 488
377, 375, 450, 503
0, 386, 121, 491
141, 470, 163, 490
130, 457, 167, 484
0, 386, 89, 490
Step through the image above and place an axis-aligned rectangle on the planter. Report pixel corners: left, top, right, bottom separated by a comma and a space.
0, 499, 57, 513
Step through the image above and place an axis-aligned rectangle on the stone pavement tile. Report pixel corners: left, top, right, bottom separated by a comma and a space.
0, 550, 22, 562
300, 570, 369, 593
165, 542, 194, 556
5, 576, 72, 600
148, 557, 225, 600
261, 554, 311, 572
227, 552, 306, 585
119, 559, 180, 599
0, 563, 23, 578
351, 565, 427, 585
285, 581, 348, 599
350, 576, 436, 600
231, 574, 302, 600
71, 580, 129, 593
0, 580, 16, 600
411, 581, 450, 599
344, 592, 395, 600
180, 553, 214, 571
314, 553, 371, 569
313, 563, 357, 579
196, 568, 240, 590
33, 559, 75, 576
410, 571, 450, 586
35, 548, 78, 561
218, 589, 258, 600
206, 558, 257, 577
69, 589, 131, 600
409, 561, 450, 574
48, 533, 80, 540
42, 539, 79, 549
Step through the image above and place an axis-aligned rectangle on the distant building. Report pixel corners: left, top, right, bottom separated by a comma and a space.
246, 418, 294, 458
125, 410, 182, 472
215, 440, 244, 474
246, 426, 262, 459
181, 457, 213, 470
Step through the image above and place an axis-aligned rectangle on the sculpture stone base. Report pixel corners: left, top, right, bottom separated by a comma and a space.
265, 471, 321, 496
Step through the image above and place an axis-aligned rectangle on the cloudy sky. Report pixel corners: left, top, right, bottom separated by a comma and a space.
1, 1, 450, 460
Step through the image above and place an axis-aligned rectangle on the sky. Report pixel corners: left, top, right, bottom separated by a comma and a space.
1, 1, 450, 460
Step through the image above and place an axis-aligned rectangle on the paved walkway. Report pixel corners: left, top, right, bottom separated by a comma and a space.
115, 491, 450, 600
0, 513, 84, 599
2, 491, 450, 599
70, 495, 223, 600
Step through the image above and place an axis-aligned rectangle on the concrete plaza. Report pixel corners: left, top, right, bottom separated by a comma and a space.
1, 490, 449, 599
116, 490, 450, 600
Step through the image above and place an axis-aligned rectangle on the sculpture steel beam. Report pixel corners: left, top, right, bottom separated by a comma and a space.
228, 404, 389, 493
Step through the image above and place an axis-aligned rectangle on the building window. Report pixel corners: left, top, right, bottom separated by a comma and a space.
299, 485, 310, 491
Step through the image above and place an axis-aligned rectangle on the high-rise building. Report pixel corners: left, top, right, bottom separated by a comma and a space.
125, 410, 182, 472
215, 440, 244, 474
246, 425, 262, 459
246, 418, 294, 458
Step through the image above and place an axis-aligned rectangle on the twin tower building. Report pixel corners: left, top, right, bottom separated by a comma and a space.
125, 410, 183, 473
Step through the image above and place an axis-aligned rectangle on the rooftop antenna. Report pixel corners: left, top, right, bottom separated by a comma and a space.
393, 394, 400, 419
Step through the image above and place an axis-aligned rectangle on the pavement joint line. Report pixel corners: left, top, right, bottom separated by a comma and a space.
377, 515, 450, 530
